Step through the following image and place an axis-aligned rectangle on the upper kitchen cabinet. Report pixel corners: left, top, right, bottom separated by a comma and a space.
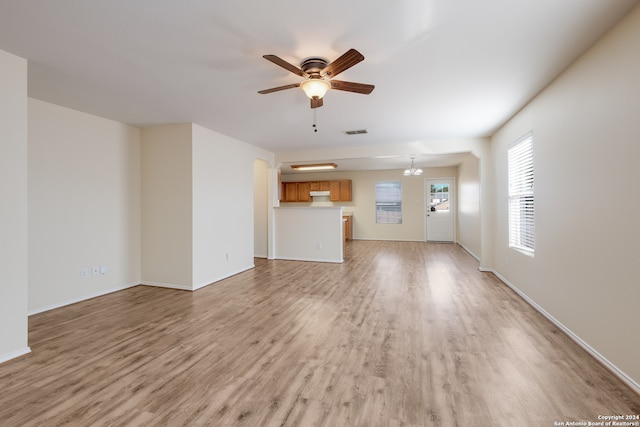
340, 180, 352, 201
330, 180, 352, 202
281, 179, 351, 202
308, 181, 330, 191
283, 182, 298, 202
297, 182, 311, 202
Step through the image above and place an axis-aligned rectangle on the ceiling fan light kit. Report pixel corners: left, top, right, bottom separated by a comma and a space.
258, 48, 374, 109
300, 79, 330, 99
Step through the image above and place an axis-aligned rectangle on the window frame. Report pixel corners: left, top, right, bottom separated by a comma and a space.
508, 131, 535, 255
375, 180, 402, 224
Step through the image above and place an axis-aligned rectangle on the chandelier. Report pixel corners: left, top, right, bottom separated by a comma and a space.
403, 155, 423, 176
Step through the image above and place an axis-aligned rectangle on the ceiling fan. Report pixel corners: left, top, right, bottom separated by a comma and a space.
258, 48, 375, 109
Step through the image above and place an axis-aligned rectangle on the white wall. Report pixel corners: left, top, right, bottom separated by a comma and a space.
282, 167, 458, 241
0, 50, 29, 362
253, 159, 269, 258
490, 4, 640, 387
191, 124, 273, 289
28, 99, 141, 313
141, 124, 193, 289
141, 123, 274, 290
457, 154, 481, 259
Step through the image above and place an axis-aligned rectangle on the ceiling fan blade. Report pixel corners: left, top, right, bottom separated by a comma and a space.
329, 80, 375, 94
263, 54, 308, 77
321, 49, 364, 78
310, 97, 323, 109
258, 83, 300, 94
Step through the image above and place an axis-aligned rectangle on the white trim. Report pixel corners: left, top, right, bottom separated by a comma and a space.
486, 268, 640, 395
425, 177, 456, 243
374, 180, 403, 225
353, 237, 426, 242
274, 256, 343, 263
144, 265, 258, 291
142, 281, 193, 291
192, 264, 255, 291
457, 242, 480, 261
508, 131, 535, 253
0, 347, 31, 365
28, 282, 140, 315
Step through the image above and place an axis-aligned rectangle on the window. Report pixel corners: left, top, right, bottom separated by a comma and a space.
376, 181, 402, 224
508, 132, 534, 253
429, 183, 450, 212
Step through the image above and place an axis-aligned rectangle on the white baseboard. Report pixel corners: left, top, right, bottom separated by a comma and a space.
487, 268, 640, 395
192, 264, 255, 291
457, 242, 480, 261
28, 282, 140, 316
353, 237, 427, 242
0, 347, 31, 365
143, 265, 257, 292
274, 256, 343, 263
141, 281, 192, 291
28, 266, 260, 314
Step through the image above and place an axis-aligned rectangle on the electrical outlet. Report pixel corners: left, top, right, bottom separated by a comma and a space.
100, 264, 107, 275
316, 241, 322, 249
81, 268, 89, 278
92, 266, 99, 276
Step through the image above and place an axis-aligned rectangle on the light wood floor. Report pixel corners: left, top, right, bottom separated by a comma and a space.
1, 241, 638, 426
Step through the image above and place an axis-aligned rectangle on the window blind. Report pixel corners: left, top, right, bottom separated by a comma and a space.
375, 181, 402, 224
508, 132, 534, 253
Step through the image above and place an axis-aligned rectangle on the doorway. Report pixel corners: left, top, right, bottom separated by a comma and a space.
426, 178, 455, 242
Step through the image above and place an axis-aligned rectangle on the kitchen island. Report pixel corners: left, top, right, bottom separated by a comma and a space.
273, 206, 344, 263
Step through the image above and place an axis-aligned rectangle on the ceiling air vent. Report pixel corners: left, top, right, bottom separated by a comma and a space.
344, 129, 368, 135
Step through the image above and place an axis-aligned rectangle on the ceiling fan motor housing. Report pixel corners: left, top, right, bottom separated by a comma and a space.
301, 57, 328, 75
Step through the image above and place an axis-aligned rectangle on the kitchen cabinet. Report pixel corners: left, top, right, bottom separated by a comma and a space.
329, 181, 340, 201
282, 181, 311, 202
297, 182, 311, 202
330, 180, 352, 201
309, 181, 330, 191
339, 180, 352, 201
281, 179, 351, 202
343, 215, 353, 241
283, 182, 298, 202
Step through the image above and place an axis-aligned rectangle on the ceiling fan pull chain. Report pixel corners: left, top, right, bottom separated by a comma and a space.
312, 108, 318, 133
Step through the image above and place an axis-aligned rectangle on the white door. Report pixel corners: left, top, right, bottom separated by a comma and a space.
426, 179, 454, 242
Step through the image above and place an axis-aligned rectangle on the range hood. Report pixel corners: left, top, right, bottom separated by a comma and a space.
310, 190, 331, 197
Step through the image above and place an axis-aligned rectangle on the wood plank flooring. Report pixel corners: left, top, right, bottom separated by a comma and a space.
1, 241, 639, 426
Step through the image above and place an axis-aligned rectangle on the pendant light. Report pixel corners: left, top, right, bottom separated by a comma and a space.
403, 155, 423, 176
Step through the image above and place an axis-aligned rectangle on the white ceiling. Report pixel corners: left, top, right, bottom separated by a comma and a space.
1, 0, 637, 171
280, 152, 473, 174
